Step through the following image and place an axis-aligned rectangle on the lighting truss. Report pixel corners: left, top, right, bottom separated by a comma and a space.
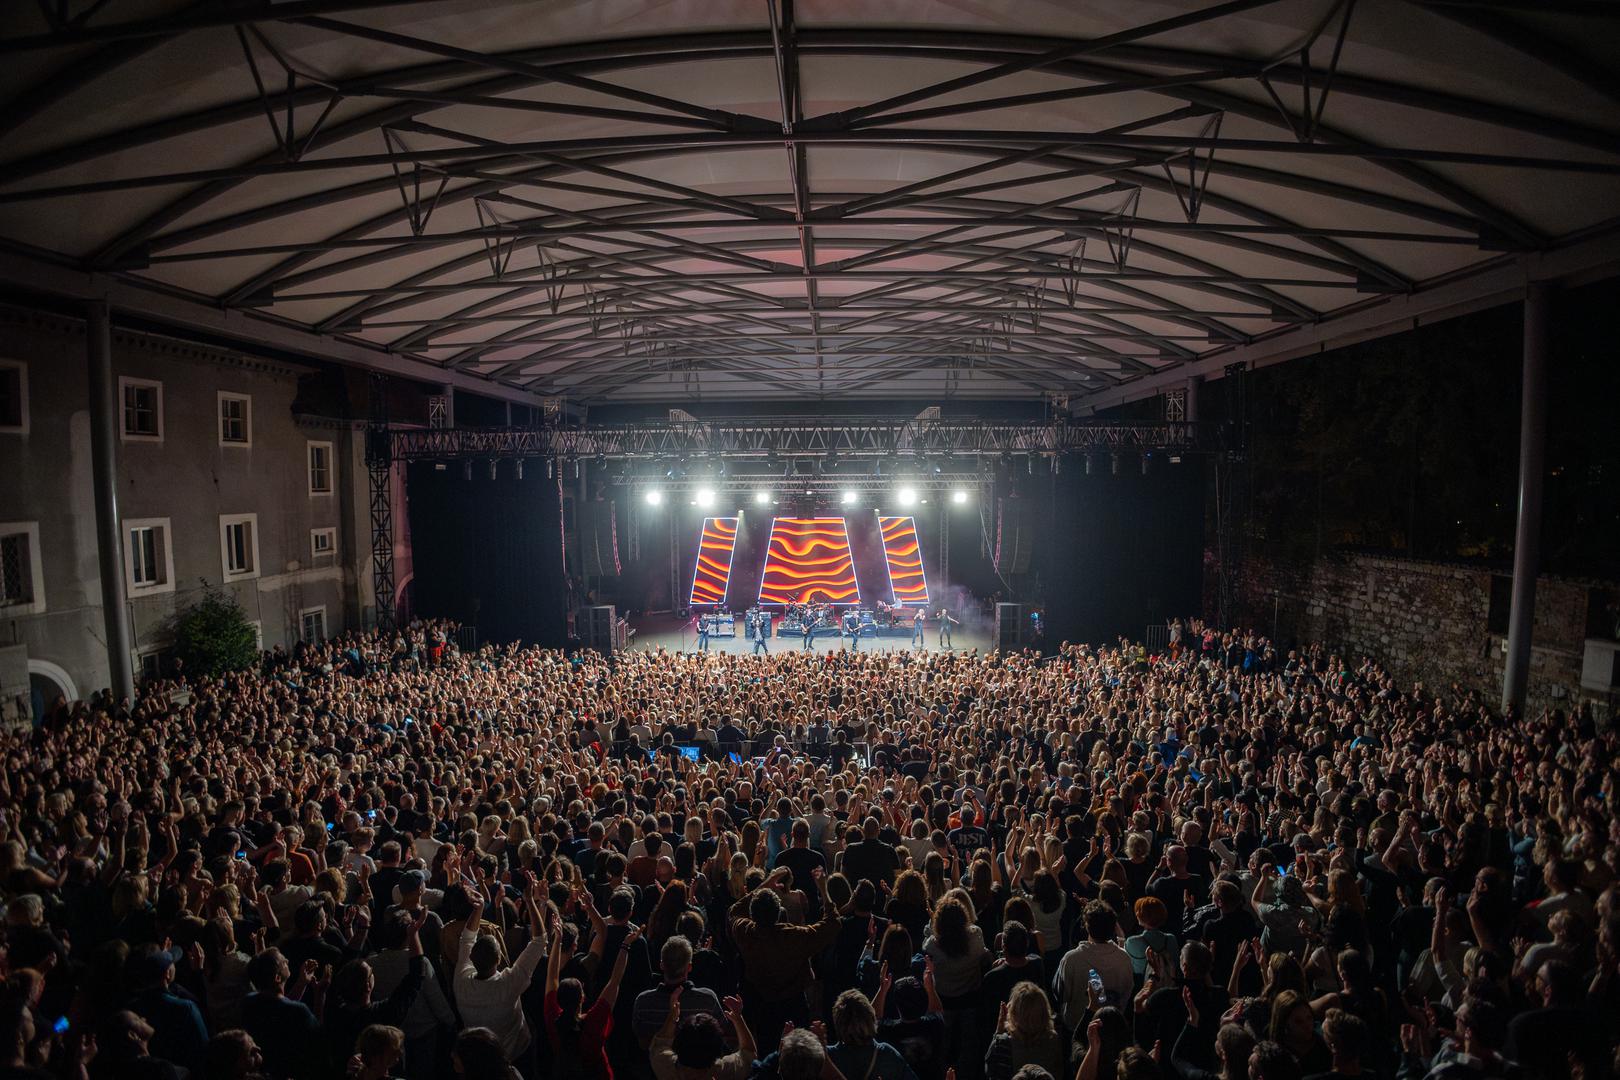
388, 416, 1206, 461
624, 473, 989, 494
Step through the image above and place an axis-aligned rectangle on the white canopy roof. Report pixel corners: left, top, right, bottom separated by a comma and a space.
1, 0, 1618, 405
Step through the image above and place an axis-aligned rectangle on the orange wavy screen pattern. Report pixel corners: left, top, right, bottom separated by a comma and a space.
688, 517, 739, 605
878, 516, 930, 607
758, 518, 860, 604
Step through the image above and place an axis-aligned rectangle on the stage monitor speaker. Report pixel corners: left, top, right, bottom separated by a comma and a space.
997, 603, 1025, 650
580, 604, 617, 653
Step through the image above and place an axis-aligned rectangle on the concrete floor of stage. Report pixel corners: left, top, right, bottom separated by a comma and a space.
624, 613, 993, 655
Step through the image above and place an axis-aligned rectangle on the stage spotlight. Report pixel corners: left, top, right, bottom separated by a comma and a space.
463, 461, 473, 482
841, 490, 857, 505
951, 489, 969, 505
896, 487, 918, 507
1141, 453, 1151, 476
487, 460, 498, 481
645, 489, 664, 506
695, 487, 716, 508
1111, 453, 1121, 476
753, 489, 771, 505
515, 460, 524, 480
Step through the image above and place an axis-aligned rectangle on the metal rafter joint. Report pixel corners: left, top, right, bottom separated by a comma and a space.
388, 417, 1208, 461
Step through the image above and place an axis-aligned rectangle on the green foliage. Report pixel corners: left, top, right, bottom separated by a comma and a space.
173, 586, 260, 678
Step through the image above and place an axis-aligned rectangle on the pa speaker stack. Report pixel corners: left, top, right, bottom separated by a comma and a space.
579, 605, 618, 654
997, 603, 1025, 650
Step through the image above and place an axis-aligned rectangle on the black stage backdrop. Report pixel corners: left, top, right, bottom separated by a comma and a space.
1044, 459, 1205, 649
405, 462, 568, 647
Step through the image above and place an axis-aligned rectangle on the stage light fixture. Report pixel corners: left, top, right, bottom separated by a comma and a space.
1111, 453, 1121, 476
841, 490, 857, 505
487, 460, 498, 481
463, 461, 473, 482
896, 487, 918, 507
951, 489, 969, 505
1141, 453, 1151, 476
753, 489, 771, 505
645, 489, 664, 506
695, 487, 716, 508
515, 460, 524, 480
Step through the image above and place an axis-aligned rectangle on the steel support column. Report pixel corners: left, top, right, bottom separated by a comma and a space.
85, 301, 135, 701
1501, 282, 1550, 714
366, 372, 397, 632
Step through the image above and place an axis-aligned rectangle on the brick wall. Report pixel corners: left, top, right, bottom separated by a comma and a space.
1209, 548, 1616, 717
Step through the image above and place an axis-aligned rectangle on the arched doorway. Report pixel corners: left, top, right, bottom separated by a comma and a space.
394, 573, 415, 625
26, 659, 78, 726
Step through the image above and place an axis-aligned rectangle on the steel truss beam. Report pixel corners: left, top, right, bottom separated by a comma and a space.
388, 417, 1207, 462
3, 129, 1613, 206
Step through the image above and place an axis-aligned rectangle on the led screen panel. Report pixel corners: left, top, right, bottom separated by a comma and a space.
878, 515, 929, 607
758, 518, 860, 604
688, 517, 739, 605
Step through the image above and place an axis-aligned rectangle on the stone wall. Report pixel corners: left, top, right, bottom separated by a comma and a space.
1209, 548, 1617, 718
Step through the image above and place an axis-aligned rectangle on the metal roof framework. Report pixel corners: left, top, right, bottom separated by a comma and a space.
1, 0, 1618, 407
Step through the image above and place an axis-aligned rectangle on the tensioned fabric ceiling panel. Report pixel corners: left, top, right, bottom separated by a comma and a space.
0, 0, 1618, 404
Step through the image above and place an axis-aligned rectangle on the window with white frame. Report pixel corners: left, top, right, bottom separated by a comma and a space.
299, 606, 326, 644
138, 649, 173, 682
218, 391, 251, 447
0, 360, 27, 435
310, 527, 336, 560
0, 523, 45, 615
124, 517, 175, 595
308, 441, 333, 495
219, 513, 259, 580
119, 377, 163, 441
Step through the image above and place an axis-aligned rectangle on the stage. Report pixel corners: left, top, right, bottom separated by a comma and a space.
623, 612, 993, 655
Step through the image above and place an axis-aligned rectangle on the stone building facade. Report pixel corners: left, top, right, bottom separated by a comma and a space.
0, 305, 379, 720
1210, 547, 1619, 718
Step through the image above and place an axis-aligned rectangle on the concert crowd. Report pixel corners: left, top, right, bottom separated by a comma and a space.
1, 618, 1615, 1080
